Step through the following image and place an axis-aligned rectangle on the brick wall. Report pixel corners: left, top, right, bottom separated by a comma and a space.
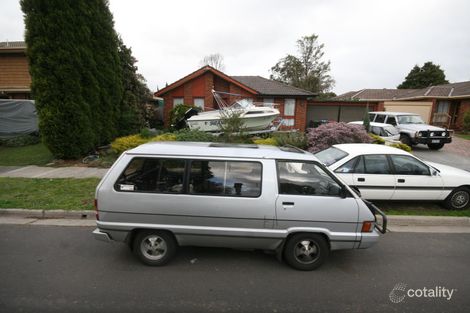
456, 100, 470, 130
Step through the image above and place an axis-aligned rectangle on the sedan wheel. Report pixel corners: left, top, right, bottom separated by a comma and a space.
133, 230, 176, 266
445, 187, 470, 210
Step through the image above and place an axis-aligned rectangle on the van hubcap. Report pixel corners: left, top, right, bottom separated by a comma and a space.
141, 235, 167, 260
451, 191, 469, 209
294, 240, 319, 264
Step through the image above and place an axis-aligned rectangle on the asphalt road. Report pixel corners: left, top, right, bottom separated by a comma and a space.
0, 225, 469, 313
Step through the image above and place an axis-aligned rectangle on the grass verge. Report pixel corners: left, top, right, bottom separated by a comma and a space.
374, 201, 470, 217
0, 177, 100, 210
0, 143, 54, 166
455, 133, 470, 140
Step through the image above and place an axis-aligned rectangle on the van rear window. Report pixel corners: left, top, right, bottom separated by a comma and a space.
115, 158, 185, 193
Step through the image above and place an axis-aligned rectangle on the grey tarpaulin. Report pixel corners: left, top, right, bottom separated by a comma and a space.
0, 99, 39, 139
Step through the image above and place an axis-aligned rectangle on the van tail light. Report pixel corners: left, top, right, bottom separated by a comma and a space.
361, 221, 374, 232
94, 199, 99, 221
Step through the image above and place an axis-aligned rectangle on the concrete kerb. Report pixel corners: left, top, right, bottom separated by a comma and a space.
0, 208, 469, 228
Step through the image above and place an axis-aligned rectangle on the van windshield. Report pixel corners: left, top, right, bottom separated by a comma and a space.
314, 147, 348, 166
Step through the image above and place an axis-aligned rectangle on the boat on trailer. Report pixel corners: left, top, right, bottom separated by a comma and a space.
186, 90, 280, 132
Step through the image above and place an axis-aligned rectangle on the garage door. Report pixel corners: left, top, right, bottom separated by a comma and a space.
307, 105, 367, 124
384, 101, 433, 123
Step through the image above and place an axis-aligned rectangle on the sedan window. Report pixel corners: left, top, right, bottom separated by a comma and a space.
356, 155, 392, 174
335, 157, 359, 173
391, 155, 430, 175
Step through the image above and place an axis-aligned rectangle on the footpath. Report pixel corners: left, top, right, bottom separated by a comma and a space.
0, 165, 108, 178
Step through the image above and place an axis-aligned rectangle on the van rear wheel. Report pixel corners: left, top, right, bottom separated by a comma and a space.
283, 233, 329, 271
133, 230, 176, 266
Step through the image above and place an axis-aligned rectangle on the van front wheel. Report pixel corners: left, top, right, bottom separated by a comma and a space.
133, 230, 177, 266
283, 233, 329, 271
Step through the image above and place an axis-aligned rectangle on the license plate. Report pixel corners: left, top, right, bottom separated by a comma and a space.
431, 139, 440, 143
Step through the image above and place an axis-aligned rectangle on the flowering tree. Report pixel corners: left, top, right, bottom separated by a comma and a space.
307, 122, 372, 153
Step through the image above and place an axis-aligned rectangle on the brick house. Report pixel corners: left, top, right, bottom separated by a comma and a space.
154, 66, 315, 130
310, 81, 470, 130
0, 41, 31, 99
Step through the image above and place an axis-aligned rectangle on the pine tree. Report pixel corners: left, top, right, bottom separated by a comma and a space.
21, 0, 123, 158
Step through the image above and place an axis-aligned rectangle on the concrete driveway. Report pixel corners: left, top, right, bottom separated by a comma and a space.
412, 136, 470, 171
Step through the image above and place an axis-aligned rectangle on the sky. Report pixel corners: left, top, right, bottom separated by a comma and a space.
2, 0, 470, 95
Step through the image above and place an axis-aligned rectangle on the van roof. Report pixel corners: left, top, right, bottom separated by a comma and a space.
127, 141, 318, 161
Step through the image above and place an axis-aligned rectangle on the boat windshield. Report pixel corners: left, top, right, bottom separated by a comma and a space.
231, 99, 253, 110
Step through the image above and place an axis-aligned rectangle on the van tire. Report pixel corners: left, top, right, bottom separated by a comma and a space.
133, 230, 177, 266
283, 233, 329, 271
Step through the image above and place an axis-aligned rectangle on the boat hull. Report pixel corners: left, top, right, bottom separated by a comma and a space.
187, 112, 279, 132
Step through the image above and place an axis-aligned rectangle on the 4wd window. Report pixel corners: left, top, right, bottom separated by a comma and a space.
391, 155, 430, 175
386, 116, 397, 126
189, 161, 262, 197
356, 155, 391, 174
375, 114, 386, 123
368, 113, 376, 121
115, 158, 185, 193
277, 161, 342, 196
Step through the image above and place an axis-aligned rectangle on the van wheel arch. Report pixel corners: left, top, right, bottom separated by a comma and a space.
127, 228, 178, 250
277, 232, 330, 263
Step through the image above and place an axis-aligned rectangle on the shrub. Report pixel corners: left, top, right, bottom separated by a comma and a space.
463, 110, 470, 133
111, 135, 148, 154
307, 122, 372, 153
389, 142, 412, 152
369, 133, 385, 144
140, 128, 158, 139
273, 132, 308, 149
151, 133, 177, 142
253, 137, 278, 146
173, 129, 216, 142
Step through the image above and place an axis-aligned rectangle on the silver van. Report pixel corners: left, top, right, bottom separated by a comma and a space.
93, 142, 386, 270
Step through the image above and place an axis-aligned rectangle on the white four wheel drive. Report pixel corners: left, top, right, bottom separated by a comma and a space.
368, 111, 453, 150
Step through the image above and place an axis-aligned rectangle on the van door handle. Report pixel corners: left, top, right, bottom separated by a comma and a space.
282, 202, 295, 206
397, 179, 405, 183
357, 178, 365, 182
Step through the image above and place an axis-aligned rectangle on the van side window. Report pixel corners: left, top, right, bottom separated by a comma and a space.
189, 161, 262, 197
277, 161, 342, 196
115, 158, 185, 193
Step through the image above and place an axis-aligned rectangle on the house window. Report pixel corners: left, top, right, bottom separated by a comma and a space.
194, 98, 205, 110
284, 99, 295, 116
283, 119, 295, 127
173, 97, 184, 107
264, 98, 274, 108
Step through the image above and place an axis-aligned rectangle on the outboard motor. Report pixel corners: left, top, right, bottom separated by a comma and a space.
172, 108, 199, 130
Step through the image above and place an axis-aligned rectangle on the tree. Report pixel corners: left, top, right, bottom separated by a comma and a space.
270, 34, 334, 94
118, 39, 152, 136
21, 0, 123, 158
200, 53, 225, 71
397, 62, 449, 89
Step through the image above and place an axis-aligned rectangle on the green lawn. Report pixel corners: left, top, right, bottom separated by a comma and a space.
383, 208, 470, 217
0, 143, 54, 166
455, 133, 470, 140
0, 177, 100, 210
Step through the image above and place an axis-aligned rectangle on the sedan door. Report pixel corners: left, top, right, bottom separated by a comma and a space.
351, 155, 396, 200
389, 155, 444, 200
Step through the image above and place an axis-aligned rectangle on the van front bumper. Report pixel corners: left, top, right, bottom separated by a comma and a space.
93, 228, 111, 243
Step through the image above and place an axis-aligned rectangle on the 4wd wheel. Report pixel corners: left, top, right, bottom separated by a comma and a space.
400, 135, 412, 146
283, 233, 329, 271
133, 230, 177, 266
444, 187, 470, 210
428, 143, 445, 150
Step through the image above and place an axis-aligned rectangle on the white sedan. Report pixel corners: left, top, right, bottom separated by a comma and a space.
315, 144, 470, 210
